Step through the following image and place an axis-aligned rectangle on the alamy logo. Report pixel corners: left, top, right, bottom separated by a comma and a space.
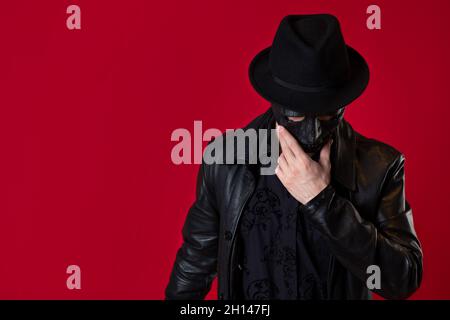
170, 121, 280, 175
366, 265, 381, 290
66, 5, 81, 30
66, 265, 81, 290
366, 5, 381, 30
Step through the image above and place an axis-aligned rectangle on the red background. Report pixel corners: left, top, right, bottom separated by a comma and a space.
0, 0, 449, 299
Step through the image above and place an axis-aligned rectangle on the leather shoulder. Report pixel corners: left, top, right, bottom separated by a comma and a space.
353, 130, 403, 168
353, 129, 405, 193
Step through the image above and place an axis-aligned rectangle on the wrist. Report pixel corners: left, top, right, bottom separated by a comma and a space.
304, 183, 334, 209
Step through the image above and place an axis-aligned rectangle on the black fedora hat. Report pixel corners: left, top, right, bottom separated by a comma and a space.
249, 14, 370, 114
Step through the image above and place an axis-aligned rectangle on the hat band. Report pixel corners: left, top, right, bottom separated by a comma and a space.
272, 74, 350, 93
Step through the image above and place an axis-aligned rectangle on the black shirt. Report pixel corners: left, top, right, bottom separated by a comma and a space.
239, 171, 331, 300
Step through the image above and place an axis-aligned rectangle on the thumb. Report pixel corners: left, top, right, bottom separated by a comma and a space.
319, 139, 332, 169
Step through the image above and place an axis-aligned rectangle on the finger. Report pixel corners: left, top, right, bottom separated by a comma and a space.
278, 125, 308, 162
277, 126, 296, 164
277, 153, 289, 172
319, 139, 333, 169
275, 164, 286, 182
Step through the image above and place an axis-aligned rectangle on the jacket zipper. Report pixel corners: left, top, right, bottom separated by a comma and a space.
227, 171, 255, 299
326, 254, 335, 300
325, 188, 351, 300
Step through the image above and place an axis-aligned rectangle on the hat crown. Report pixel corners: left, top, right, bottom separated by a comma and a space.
269, 14, 351, 88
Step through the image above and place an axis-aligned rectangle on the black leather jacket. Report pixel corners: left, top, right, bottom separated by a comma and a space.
165, 107, 423, 300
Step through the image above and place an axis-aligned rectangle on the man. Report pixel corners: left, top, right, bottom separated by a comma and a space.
165, 14, 422, 300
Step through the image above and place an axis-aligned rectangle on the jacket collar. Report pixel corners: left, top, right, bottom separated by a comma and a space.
236, 107, 357, 192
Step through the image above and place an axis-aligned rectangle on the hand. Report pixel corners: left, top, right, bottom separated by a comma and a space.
275, 125, 332, 205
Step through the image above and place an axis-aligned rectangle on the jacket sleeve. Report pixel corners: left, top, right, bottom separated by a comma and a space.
164, 161, 219, 300
301, 153, 423, 300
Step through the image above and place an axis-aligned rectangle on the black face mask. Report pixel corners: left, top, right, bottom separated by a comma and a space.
272, 103, 345, 158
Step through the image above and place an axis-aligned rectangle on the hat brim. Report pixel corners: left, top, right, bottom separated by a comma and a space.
248, 45, 370, 114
